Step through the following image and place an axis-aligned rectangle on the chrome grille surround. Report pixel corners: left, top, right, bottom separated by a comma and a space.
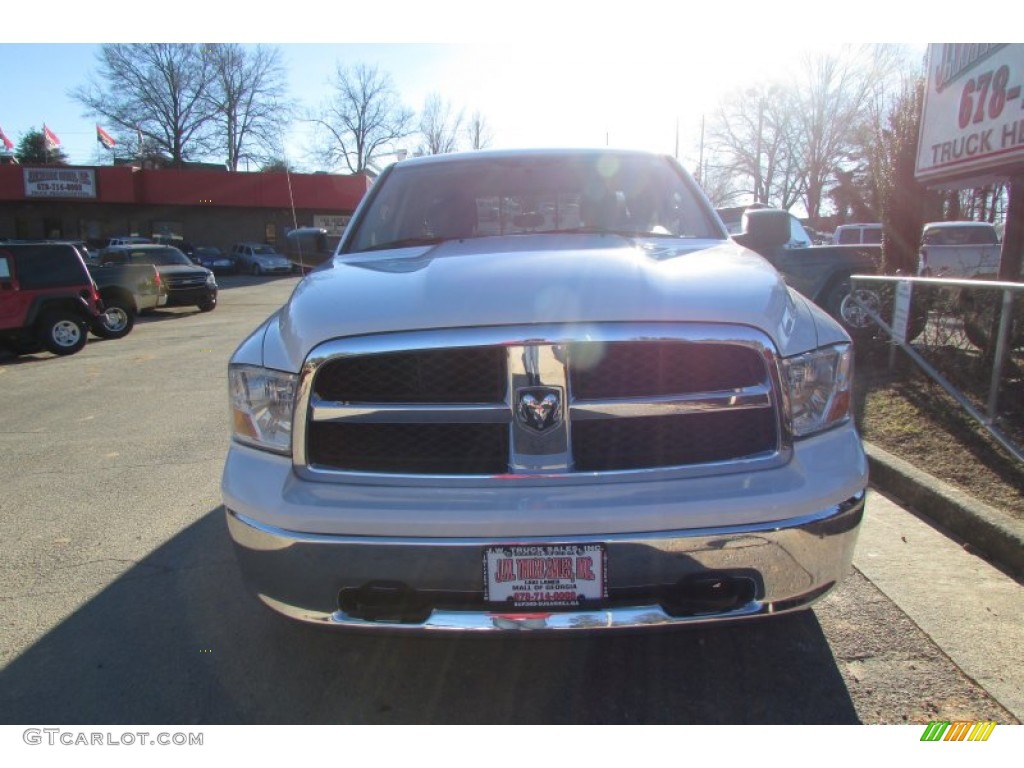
294, 323, 792, 486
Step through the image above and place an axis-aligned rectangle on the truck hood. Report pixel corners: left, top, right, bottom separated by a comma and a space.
254, 234, 841, 372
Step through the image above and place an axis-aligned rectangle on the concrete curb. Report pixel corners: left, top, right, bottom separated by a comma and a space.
865, 441, 1024, 581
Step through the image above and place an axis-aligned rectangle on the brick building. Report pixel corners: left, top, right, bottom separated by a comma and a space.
0, 164, 370, 250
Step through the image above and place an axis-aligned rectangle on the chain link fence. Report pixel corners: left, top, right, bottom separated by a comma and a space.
849, 275, 1024, 462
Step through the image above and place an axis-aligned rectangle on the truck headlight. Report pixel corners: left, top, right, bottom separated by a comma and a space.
782, 344, 853, 437
229, 364, 297, 454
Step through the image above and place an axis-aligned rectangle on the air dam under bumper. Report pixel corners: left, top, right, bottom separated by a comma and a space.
225, 493, 864, 632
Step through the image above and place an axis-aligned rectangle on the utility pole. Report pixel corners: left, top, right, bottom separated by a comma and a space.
754, 97, 764, 204
697, 115, 705, 185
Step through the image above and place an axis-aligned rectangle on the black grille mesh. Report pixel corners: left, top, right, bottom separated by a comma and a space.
308, 422, 509, 474
569, 341, 765, 398
571, 409, 777, 472
314, 347, 506, 403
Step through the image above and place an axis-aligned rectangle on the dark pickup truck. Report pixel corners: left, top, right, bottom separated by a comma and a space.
722, 208, 915, 343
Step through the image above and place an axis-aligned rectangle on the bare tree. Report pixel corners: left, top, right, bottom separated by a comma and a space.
71, 44, 218, 167
310, 63, 414, 173
418, 93, 464, 155
205, 44, 291, 171
792, 45, 906, 220
706, 83, 802, 209
464, 110, 493, 151
696, 160, 746, 208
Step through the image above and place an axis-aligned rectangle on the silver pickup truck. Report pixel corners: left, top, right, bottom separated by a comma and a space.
223, 148, 867, 633
917, 221, 1001, 278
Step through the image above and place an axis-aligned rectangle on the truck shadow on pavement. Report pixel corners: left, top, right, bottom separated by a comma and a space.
0, 509, 859, 725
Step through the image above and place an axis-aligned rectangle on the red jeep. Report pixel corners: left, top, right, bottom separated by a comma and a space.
0, 242, 105, 357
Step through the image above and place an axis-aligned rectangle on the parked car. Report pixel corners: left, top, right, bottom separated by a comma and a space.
224, 148, 867, 632
832, 223, 882, 246
104, 236, 153, 249
917, 221, 1001, 278
230, 242, 292, 276
191, 245, 235, 273
0, 242, 105, 355
99, 244, 217, 312
916, 221, 1012, 351
86, 260, 167, 338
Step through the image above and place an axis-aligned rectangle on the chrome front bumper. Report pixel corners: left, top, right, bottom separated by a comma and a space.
226, 492, 864, 632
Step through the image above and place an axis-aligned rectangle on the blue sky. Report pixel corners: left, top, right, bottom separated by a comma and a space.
0, 5, 942, 172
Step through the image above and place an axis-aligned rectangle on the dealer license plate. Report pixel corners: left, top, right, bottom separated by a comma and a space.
483, 544, 607, 609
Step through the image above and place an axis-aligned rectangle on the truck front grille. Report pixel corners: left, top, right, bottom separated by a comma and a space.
298, 325, 785, 480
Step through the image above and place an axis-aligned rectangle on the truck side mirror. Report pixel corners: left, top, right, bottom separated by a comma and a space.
735, 209, 791, 253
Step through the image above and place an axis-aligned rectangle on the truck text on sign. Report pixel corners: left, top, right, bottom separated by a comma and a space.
916, 44, 1024, 187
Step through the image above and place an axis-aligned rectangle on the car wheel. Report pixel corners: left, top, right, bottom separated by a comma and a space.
91, 299, 135, 339
198, 295, 217, 313
825, 278, 881, 345
251, 263, 262, 276
826, 277, 926, 346
37, 310, 88, 356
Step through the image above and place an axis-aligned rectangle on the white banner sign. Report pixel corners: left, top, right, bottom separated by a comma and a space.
916, 44, 1024, 186
891, 280, 913, 344
313, 214, 350, 237
23, 167, 97, 199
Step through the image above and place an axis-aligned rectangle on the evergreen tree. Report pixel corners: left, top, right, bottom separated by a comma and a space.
15, 129, 69, 165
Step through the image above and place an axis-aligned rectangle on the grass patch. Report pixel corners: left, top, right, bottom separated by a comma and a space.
855, 353, 1024, 520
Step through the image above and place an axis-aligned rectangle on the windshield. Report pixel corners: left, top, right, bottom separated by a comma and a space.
345, 153, 723, 254
922, 226, 998, 246
128, 247, 193, 266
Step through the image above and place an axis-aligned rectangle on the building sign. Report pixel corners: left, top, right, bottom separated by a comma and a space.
917, 44, 1024, 187
314, 214, 350, 237
23, 167, 97, 199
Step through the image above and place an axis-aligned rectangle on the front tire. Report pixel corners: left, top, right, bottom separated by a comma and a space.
37, 310, 88, 356
92, 299, 135, 339
825, 277, 926, 346
197, 294, 217, 313
251, 263, 262, 276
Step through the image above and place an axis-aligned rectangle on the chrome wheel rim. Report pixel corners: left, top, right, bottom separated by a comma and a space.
102, 307, 129, 332
53, 320, 82, 347
840, 289, 880, 329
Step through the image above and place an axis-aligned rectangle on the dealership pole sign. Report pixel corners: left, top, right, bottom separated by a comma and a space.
23, 168, 97, 199
916, 44, 1024, 187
